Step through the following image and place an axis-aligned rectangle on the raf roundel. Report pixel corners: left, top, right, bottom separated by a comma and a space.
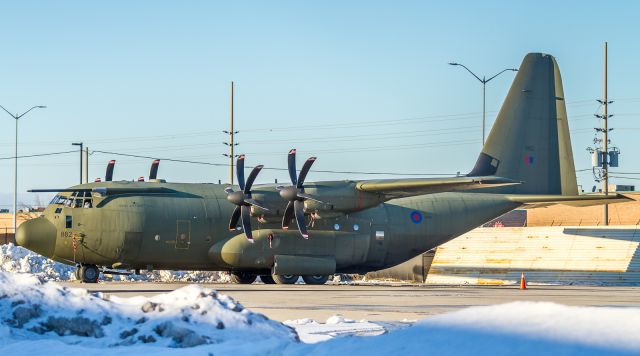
410, 211, 423, 224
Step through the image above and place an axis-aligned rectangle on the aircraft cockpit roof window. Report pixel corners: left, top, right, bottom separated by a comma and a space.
50, 195, 69, 205
71, 191, 93, 208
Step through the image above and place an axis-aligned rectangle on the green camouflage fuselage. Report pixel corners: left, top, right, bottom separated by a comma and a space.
24, 180, 519, 274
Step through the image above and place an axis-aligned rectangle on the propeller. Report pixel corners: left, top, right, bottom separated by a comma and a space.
278, 149, 322, 239
225, 155, 267, 242
149, 159, 160, 180
105, 160, 116, 181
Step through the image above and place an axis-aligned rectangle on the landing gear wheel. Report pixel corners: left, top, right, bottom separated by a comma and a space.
230, 272, 257, 284
260, 275, 276, 284
80, 265, 100, 283
272, 274, 299, 285
74, 267, 81, 281
302, 275, 330, 285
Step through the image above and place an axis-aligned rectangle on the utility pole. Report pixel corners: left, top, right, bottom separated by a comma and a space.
222, 81, 239, 185
602, 42, 609, 226
589, 42, 617, 225
230, 81, 234, 185
84, 147, 89, 184
72, 142, 83, 184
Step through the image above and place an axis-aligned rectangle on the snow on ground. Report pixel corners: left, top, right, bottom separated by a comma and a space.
0, 243, 75, 280
0, 272, 297, 354
306, 302, 640, 356
1, 272, 640, 355
0, 243, 230, 283
284, 316, 389, 343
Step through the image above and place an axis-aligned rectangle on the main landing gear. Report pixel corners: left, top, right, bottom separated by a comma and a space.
231, 273, 332, 285
75, 264, 100, 283
229, 271, 258, 284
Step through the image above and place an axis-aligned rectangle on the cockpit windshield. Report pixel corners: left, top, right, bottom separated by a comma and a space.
50, 192, 93, 208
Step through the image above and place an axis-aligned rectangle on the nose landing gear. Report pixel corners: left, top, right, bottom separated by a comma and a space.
75, 264, 100, 283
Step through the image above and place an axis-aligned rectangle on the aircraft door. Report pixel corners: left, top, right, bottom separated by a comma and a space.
367, 224, 389, 267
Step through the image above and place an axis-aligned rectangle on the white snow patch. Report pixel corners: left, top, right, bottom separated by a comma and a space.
0, 243, 75, 280
306, 302, 640, 355
285, 316, 386, 343
0, 244, 231, 283
0, 272, 297, 351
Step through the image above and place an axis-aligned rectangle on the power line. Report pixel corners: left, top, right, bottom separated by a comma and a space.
0, 150, 76, 161
90, 150, 457, 176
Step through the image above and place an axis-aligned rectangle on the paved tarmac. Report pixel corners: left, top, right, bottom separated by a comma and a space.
59, 282, 640, 322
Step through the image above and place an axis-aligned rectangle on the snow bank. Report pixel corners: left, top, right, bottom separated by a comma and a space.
306, 302, 640, 355
0, 272, 297, 352
1, 272, 640, 355
0, 243, 75, 280
0, 244, 230, 283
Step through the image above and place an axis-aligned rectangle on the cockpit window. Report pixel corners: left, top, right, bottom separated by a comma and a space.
50, 195, 69, 205
51, 192, 93, 208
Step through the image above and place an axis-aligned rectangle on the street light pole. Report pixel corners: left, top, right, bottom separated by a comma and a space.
72, 142, 83, 184
0, 104, 46, 235
448, 63, 517, 144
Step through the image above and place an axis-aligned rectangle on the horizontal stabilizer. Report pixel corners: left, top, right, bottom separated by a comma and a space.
506, 194, 632, 208
356, 176, 520, 198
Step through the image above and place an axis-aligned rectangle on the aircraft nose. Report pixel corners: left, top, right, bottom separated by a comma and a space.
16, 217, 57, 257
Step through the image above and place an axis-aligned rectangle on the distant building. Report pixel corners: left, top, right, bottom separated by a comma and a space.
609, 184, 635, 192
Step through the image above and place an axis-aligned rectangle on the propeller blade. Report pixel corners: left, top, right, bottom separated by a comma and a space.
241, 205, 254, 242
236, 155, 246, 191
287, 149, 297, 186
244, 165, 263, 193
282, 201, 294, 230
297, 157, 316, 188
297, 192, 324, 204
294, 200, 309, 239
149, 159, 160, 180
105, 160, 116, 182
229, 206, 241, 231
244, 199, 269, 211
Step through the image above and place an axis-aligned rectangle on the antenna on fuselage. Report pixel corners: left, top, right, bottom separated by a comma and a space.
105, 160, 116, 182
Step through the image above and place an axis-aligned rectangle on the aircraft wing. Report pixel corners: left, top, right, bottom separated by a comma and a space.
355, 176, 520, 198
29, 187, 177, 196
506, 193, 633, 208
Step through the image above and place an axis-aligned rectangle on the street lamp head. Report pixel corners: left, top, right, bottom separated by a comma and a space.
72, 142, 82, 146
448, 62, 459, 66
509, 68, 518, 72
36, 106, 46, 109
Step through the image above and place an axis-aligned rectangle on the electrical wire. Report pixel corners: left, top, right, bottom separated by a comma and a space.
0, 150, 76, 161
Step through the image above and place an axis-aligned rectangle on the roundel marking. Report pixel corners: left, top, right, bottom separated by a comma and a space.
410, 211, 423, 224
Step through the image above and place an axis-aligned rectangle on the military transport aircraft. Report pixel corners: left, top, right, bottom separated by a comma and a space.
17, 53, 629, 284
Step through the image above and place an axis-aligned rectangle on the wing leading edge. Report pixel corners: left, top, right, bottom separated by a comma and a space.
355, 176, 520, 199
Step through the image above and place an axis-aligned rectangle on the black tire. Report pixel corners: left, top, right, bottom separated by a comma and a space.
260, 275, 276, 284
230, 272, 257, 284
302, 275, 330, 285
74, 268, 81, 281
80, 265, 100, 283
272, 274, 299, 285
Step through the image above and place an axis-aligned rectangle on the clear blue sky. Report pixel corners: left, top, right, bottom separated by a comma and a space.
1, 1, 639, 208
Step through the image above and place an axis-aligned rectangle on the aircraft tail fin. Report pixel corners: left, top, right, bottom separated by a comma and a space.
468, 53, 578, 196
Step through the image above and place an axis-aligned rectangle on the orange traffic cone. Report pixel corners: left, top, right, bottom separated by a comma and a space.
520, 272, 527, 290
